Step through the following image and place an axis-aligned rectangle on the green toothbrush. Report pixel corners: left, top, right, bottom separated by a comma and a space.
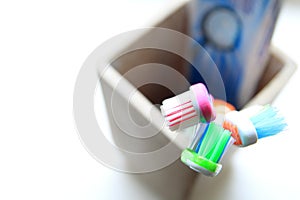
181, 122, 234, 176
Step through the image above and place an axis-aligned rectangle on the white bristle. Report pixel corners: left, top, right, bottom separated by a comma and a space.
161, 91, 191, 109
219, 136, 235, 161
161, 91, 199, 130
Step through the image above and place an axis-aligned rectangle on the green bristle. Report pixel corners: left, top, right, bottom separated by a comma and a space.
210, 129, 232, 162
181, 123, 233, 176
197, 123, 231, 163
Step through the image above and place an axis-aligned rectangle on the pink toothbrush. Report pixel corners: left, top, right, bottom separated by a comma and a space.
160, 83, 216, 131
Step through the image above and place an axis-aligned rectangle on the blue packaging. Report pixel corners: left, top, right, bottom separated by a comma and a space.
189, 0, 281, 109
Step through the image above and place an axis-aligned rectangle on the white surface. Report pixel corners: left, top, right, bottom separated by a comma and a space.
0, 0, 299, 200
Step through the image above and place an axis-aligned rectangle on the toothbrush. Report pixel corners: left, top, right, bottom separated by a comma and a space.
160, 83, 216, 131
213, 99, 236, 113
223, 104, 287, 147
181, 122, 235, 177
213, 99, 236, 125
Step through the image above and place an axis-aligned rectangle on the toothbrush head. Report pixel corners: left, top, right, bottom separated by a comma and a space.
223, 110, 257, 147
161, 83, 215, 131
181, 123, 234, 176
213, 99, 236, 113
223, 105, 287, 147
213, 99, 236, 125
181, 148, 222, 177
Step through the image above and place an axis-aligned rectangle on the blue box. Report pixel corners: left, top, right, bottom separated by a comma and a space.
189, 0, 282, 108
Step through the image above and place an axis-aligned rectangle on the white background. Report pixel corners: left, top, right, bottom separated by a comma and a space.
0, 0, 300, 199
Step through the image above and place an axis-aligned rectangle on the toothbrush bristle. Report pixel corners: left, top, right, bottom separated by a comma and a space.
196, 123, 233, 163
165, 101, 194, 118
250, 105, 287, 139
164, 100, 197, 127
223, 120, 242, 145
181, 123, 233, 176
161, 91, 199, 130
161, 83, 215, 130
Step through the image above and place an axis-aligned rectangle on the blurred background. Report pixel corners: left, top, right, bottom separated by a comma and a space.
0, 0, 299, 199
